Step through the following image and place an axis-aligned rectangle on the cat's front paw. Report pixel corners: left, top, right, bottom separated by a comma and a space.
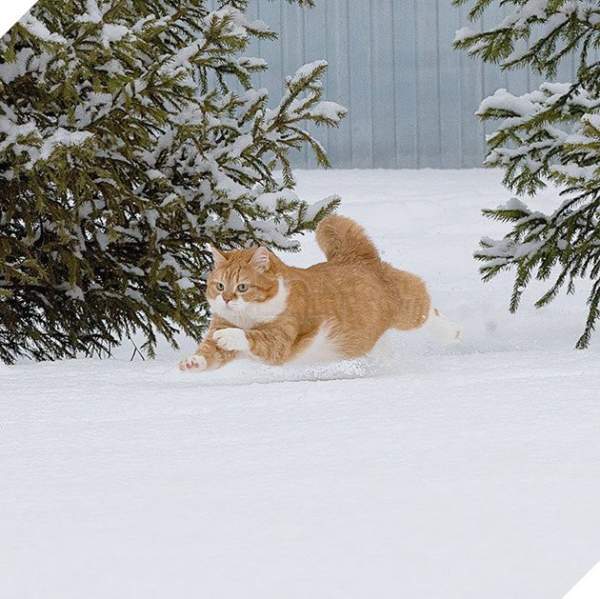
179, 354, 208, 372
213, 328, 250, 352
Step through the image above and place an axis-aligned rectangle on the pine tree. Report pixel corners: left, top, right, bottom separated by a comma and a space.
454, 0, 600, 348
0, 0, 346, 364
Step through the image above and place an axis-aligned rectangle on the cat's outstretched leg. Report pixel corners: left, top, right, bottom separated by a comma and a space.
178, 338, 236, 372
179, 320, 237, 372
213, 318, 299, 366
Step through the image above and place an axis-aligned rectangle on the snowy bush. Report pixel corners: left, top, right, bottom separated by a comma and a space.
0, 0, 346, 364
454, 0, 600, 348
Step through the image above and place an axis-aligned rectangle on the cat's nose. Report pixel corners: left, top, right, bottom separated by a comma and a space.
222, 293, 234, 303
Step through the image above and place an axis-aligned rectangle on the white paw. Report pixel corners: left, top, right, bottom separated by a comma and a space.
213, 328, 250, 352
178, 354, 208, 372
428, 308, 463, 346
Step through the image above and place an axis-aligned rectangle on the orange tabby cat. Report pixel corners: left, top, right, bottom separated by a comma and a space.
179, 215, 457, 371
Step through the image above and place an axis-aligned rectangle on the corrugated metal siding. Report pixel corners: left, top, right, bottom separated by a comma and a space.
236, 0, 577, 168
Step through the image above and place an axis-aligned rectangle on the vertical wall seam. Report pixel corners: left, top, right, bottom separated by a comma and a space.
323, 2, 330, 154
345, 0, 353, 167
435, 0, 442, 166
368, 0, 375, 168
458, 4, 464, 168
414, 0, 420, 168
301, 4, 307, 167
390, 0, 399, 168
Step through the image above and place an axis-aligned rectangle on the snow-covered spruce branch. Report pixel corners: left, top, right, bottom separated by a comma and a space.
454, 0, 600, 348
0, 0, 345, 364
477, 83, 600, 194
454, 0, 600, 76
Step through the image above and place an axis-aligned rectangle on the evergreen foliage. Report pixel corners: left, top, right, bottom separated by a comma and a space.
454, 0, 600, 348
0, 0, 346, 364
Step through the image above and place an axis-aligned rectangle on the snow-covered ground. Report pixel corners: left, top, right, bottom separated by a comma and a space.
2, 169, 599, 599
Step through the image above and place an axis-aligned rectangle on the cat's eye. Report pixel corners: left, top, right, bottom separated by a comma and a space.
237, 283, 248, 292
216, 282, 224, 291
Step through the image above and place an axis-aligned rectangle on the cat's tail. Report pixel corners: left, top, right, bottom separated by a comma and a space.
316, 215, 380, 264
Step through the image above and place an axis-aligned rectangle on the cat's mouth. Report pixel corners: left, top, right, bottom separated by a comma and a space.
208, 296, 246, 316
224, 299, 246, 313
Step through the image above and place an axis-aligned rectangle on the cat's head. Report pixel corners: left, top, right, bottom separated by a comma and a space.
205, 246, 285, 324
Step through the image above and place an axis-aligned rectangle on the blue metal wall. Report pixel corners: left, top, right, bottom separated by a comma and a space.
240, 0, 577, 169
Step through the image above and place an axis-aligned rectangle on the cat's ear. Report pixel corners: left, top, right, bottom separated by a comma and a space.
208, 245, 227, 268
250, 246, 270, 273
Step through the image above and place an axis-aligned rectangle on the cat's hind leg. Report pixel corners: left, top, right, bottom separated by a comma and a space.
426, 306, 462, 345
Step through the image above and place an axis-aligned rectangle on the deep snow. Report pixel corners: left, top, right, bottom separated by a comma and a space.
2, 169, 600, 599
